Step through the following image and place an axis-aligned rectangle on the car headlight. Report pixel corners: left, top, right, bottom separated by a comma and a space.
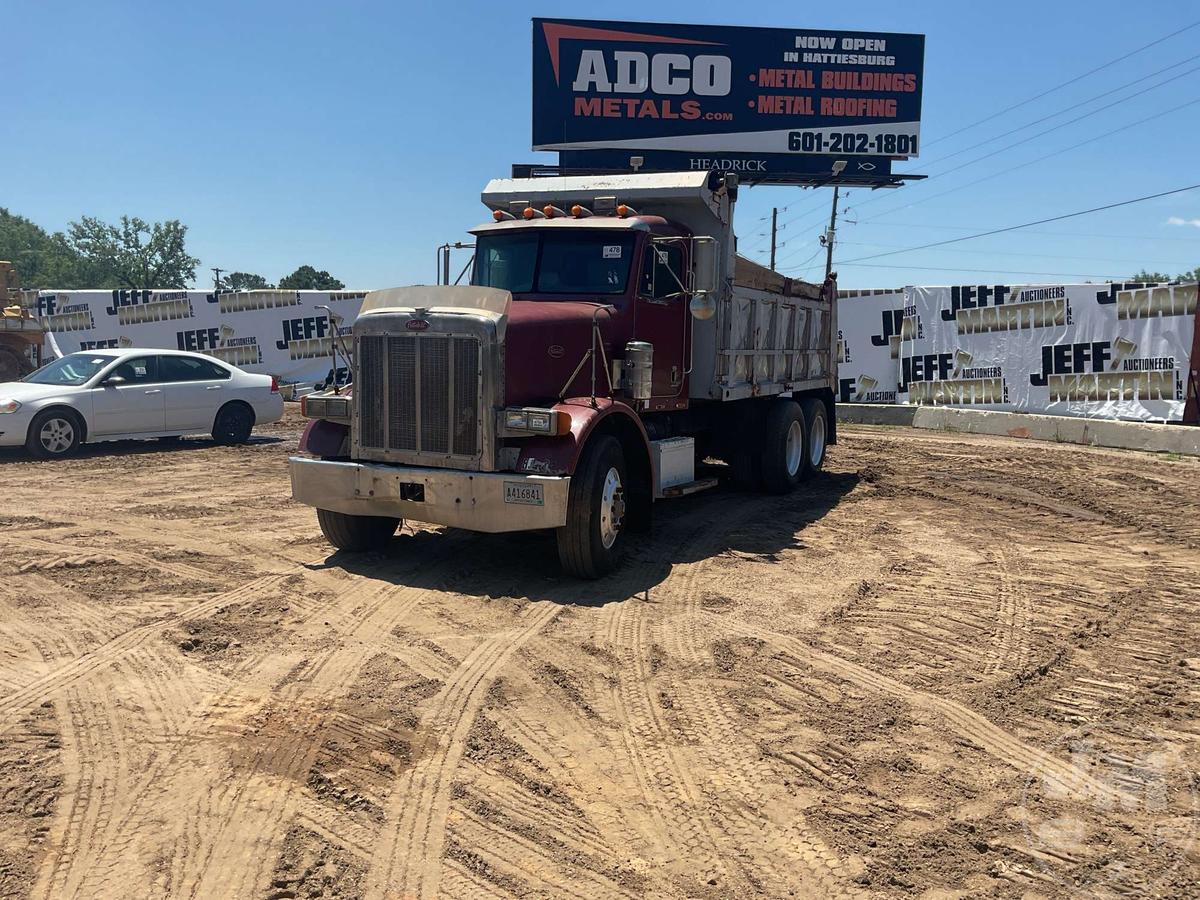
0, 399, 21, 414
502, 407, 567, 435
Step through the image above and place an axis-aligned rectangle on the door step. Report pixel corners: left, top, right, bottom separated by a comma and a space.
661, 477, 719, 499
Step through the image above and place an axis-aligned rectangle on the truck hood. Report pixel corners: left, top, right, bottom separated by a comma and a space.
505, 300, 621, 406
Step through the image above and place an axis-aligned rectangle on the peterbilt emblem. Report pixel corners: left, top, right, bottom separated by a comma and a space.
406, 319, 430, 331
547, 344, 565, 359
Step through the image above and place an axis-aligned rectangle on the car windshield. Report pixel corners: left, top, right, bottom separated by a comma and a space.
472, 231, 636, 295
22, 354, 112, 386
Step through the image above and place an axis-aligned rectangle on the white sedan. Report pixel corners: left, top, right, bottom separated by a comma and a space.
0, 349, 284, 458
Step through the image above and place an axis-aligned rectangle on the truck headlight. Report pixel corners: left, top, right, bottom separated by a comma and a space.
301, 394, 350, 420
502, 407, 568, 435
0, 399, 20, 414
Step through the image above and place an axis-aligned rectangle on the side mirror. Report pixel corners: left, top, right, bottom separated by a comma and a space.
104, 375, 126, 386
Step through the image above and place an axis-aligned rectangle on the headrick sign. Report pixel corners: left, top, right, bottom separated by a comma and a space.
532, 18, 925, 158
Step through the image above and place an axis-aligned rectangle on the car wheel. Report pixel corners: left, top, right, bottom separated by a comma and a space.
556, 435, 627, 579
26, 409, 83, 459
760, 399, 807, 494
316, 508, 400, 551
212, 402, 254, 445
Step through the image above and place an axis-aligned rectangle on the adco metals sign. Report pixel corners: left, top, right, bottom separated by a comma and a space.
532, 18, 925, 158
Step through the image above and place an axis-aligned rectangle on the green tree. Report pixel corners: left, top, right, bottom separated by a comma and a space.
67, 215, 199, 288
278, 264, 344, 290
1130, 269, 1174, 282
222, 271, 274, 290
0, 208, 86, 288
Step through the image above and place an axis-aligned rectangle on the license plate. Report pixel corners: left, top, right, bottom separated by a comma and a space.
504, 482, 544, 506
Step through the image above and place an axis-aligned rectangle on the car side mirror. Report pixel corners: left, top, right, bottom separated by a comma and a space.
104, 375, 126, 386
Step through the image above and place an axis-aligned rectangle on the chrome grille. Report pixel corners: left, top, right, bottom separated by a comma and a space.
357, 333, 481, 460
452, 341, 480, 456
358, 335, 386, 448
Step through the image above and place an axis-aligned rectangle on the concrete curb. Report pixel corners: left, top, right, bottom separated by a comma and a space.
837, 404, 1200, 456
835, 404, 917, 426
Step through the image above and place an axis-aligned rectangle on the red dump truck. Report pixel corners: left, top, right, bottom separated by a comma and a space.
291, 171, 837, 576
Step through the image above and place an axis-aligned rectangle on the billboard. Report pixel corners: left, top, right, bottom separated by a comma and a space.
532, 18, 924, 158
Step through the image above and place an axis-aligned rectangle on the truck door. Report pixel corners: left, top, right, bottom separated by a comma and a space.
636, 241, 689, 409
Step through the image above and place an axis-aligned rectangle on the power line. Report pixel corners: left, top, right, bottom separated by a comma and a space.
835, 240, 1191, 268
922, 18, 1200, 148
849, 65, 1200, 218
922, 53, 1200, 169
843, 221, 1200, 242
857, 96, 1200, 224
779, 244, 825, 273
838, 183, 1200, 265
840, 262, 1129, 279
928, 64, 1200, 181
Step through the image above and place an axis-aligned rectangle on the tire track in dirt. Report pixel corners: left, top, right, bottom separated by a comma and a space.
33, 537, 466, 898
364, 601, 562, 900
0, 573, 290, 734
664, 555, 852, 897
982, 548, 1031, 678
720, 615, 1131, 805
158, 580, 439, 899
448, 804, 638, 900
14, 535, 231, 584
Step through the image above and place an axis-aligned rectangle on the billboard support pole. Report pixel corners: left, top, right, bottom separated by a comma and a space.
824, 187, 840, 280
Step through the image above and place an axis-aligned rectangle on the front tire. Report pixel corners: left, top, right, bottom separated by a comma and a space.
760, 399, 807, 494
212, 402, 254, 445
556, 435, 627, 579
316, 508, 400, 552
26, 409, 83, 459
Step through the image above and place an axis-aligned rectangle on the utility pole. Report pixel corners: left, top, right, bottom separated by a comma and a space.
211, 267, 225, 293
769, 207, 778, 271
824, 187, 840, 279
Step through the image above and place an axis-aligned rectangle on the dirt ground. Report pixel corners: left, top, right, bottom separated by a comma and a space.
0, 406, 1197, 899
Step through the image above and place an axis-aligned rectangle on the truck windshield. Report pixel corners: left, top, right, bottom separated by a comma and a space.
473, 232, 636, 295
23, 354, 111, 386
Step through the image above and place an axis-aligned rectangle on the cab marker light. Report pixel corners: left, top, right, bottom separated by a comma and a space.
543, 205, 567, 218
522, 207, 547, 220
616, 204, 639, 218
492, 210, 516, 221
570, 205, 593, 218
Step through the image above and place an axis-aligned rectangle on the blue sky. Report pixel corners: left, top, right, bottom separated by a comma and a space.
6, 0, 1199, 289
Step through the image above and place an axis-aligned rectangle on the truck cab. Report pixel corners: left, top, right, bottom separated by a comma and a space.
290, 171, 836, 577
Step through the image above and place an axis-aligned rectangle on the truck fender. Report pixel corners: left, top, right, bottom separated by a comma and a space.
515, 398, 654, 530
300, 417, 350, 458
514, 398, 645, 475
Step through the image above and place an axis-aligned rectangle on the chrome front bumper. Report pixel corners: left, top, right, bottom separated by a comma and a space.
288, 456, 570, 532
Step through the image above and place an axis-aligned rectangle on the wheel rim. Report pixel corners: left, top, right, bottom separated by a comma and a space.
809, 413, 827, 468
784, 420, 803, 477
40, 417, 75, 454
599, 466, 625, 550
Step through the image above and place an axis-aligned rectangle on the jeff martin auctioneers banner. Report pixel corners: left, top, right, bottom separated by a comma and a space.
27, 289, 367, 387
837, 282, 1198, 423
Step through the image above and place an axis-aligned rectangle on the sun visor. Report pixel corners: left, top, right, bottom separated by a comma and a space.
358, 285, 512, 322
